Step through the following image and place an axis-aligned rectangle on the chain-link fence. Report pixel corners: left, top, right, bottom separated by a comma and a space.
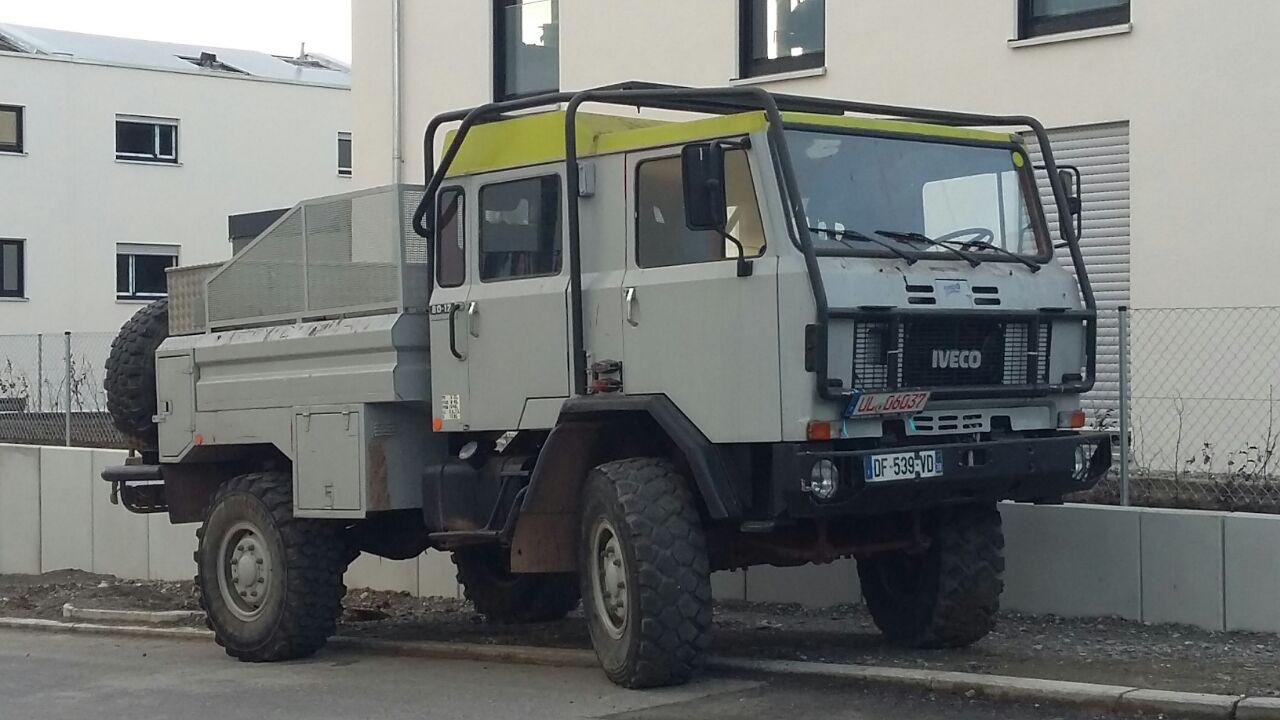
0, 331, 125, 448
1077, 307, 1280, 514
4, 308, 1280, 512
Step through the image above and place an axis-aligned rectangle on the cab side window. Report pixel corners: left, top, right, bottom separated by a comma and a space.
436, 187, 466, 288
636, 149, 765, 268
479, 175, 562, 281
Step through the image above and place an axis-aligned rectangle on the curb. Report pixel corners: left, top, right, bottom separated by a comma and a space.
1, 617, 1273, 718
62, 604, 206, 625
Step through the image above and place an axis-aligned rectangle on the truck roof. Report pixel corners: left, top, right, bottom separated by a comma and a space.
443, 110, 1018, 177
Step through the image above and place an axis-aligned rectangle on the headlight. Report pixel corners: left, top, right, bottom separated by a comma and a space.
805, 459, 840, 500
1074, 444, 1095, 480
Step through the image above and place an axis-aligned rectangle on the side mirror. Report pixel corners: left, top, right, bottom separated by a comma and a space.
1058, 166, 1083, 241
681, 143, 727, 231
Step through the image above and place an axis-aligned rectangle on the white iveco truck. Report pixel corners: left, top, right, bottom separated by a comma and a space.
102, 82, 1110, 688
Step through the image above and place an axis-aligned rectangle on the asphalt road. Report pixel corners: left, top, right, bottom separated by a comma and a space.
0, 630, 1122, 720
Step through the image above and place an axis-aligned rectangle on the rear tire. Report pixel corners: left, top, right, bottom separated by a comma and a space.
454, 545, 579, 624
104, 298, 169, 447
195, 472, 349, 662
578, 458, 712, 689
857, 503, 1004, 649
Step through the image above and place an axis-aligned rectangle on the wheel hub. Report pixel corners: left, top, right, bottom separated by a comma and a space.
591, 520, 628, 639
218, 521, 274, 621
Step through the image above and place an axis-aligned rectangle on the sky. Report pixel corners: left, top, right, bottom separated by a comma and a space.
0, 0, 352, 62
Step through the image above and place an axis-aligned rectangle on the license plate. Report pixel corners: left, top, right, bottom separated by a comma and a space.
843, 390, 931, 418
864, 450, 945, 483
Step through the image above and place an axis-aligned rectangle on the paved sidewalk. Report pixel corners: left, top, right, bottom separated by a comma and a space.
0, 630, 1125, 720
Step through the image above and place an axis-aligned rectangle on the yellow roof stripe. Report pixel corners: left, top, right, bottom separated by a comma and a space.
779, 112, 1014, 143
444, 109, 1015, 176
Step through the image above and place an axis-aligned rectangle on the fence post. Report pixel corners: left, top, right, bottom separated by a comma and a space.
63, 331, 72, 447
1118, 306, 1131, 506
36, 333, 43, 412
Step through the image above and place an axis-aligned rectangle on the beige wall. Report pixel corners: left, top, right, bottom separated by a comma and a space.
0, 54, 351, 333
353, 0, 1280, 308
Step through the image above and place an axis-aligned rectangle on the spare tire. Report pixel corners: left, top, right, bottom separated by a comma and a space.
105, 298, 169, 447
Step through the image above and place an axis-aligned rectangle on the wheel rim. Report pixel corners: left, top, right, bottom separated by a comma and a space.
590, 519, 628, 639
217, 521, 275, 621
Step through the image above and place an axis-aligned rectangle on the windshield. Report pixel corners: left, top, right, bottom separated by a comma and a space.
785, 129, 1049, 259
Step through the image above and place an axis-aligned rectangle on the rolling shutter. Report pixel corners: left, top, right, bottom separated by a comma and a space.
1025, 122, 1130, 423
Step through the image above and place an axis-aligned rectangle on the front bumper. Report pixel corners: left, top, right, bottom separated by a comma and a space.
773, 431, 1112, 517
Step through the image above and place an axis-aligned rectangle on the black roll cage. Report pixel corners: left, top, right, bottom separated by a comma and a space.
411, 81, 1097, 405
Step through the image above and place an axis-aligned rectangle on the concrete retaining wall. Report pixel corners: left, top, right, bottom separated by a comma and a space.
2, 444, 1277, 634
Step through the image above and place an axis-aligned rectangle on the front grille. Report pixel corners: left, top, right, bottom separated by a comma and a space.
851, 317, 1050, 392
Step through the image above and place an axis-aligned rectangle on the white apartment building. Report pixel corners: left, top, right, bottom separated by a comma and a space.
352, 0, 1280, 312
0, 24, 353, 333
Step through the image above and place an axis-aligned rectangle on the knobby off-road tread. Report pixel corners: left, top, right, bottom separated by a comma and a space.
454, 546, 579, 624
195, 472, 348, 662
104, 298, 169, 446
859, 503, 1005, 649
586, 458, 712, 688
925, 504, 1005, 647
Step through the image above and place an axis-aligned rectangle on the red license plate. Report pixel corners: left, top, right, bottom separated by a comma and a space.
843, 391, 930, 418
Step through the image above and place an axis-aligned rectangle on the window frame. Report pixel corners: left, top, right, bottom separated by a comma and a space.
115, 115, 180, 164
115, 244, 179, 300
0, 238, 25, 298
738, 0, 826, 79
477, 173, 563, 283
435, 186, 467, 289
492, 0, 560, 102
337, 131, 353, 177
1018, 0, 1130, 38
0, 104, 23, 154
633, 147, 768, 270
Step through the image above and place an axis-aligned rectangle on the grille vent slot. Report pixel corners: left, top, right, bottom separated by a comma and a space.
973, 286, 1001, 307
906, 283, 936, 306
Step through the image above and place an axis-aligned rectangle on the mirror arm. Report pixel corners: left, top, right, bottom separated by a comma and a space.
720, 230, 753, 277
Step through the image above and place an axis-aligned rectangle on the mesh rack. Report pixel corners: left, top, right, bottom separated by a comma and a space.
198, 185, 427, 332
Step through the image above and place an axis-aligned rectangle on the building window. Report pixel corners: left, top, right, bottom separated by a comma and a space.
116, 116, 178, 164
479, 176, 561, 281
116, 244, 178, 300
740, 0, 825, 78
0, 239, 24, 298
493, 0, 559, 101
636, 151, 766, 268
337, 132, 353, 177
0, 105, 22, 154
1019, 0, 1130, 38
437, 188, 466, 288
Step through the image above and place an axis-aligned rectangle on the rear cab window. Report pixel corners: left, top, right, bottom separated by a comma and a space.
479, 175, 562, 282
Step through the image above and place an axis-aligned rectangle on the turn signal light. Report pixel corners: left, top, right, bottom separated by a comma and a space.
432, 417, 443, 432
806, 421, 832, 441
1059, 410, 1086, 429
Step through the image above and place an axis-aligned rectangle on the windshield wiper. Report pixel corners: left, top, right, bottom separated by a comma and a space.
808, 227, 917, 265
947, 239, 1041, 272
875, 230, 980, 267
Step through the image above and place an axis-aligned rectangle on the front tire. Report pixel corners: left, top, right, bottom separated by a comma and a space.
195, 472, 349, 662
454, 545, 579, 624
578, 458, 712, 689
857, 503, 1005, 648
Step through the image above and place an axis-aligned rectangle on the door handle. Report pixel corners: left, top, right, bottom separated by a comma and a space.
447, 303, 466, 360
624, 287, 638, 327
467, 301, 479, 337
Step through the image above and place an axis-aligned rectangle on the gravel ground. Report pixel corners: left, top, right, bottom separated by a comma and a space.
5, 571, 1277, 698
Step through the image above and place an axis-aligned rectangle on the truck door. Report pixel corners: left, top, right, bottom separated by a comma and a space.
428, 185, 471, 432
463, 170, 571, 430
621, 147, 782, 443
